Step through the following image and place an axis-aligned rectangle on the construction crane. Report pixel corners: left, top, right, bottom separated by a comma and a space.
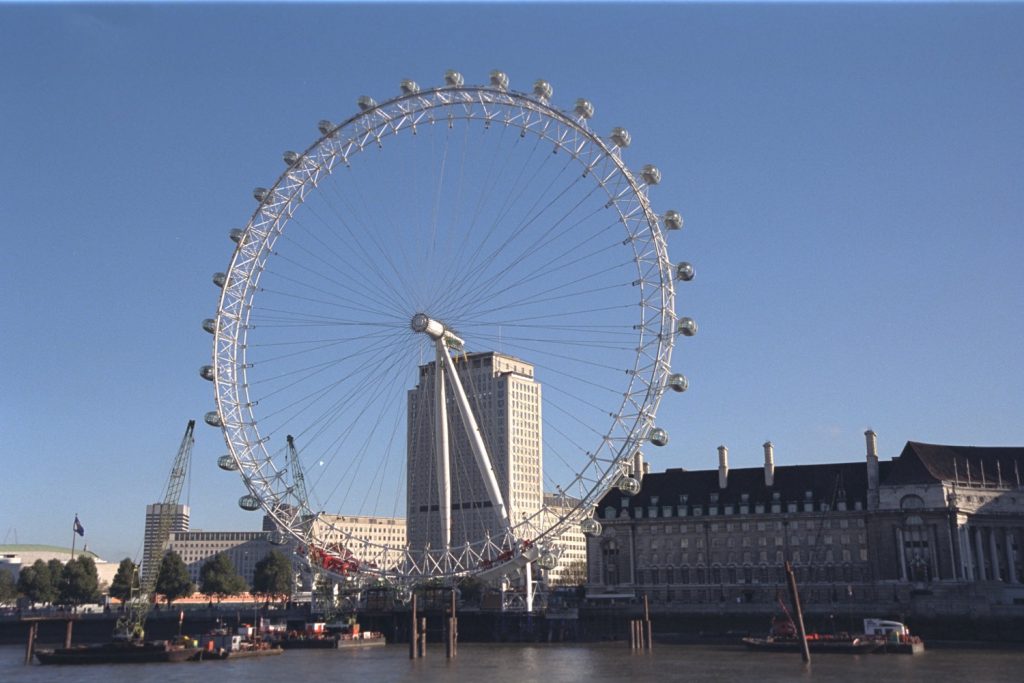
116, 420, 195, 639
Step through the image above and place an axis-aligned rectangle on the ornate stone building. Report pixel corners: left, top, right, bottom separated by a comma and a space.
586, 433, 1024, 614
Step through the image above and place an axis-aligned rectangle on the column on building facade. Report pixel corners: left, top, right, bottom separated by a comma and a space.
989, 527, 1003, 582
895, 528, 908, 581
974, 526, 988, 581
959, 526, 974, 581
928, 525, 940, 580
1008, 531, 1019, 584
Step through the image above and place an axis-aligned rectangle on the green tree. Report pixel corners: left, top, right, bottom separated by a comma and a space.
252, 550, 293, 603
108, 558, 137, 603
47, 558, 65, 601
0, 570, 17, 606
155, 551, 194, 606
59, 555, 100, 608
199, 553, 247, 602
17, 560, 56, 605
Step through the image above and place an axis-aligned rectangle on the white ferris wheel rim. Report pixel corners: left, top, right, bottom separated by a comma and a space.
209, 76, 679, 584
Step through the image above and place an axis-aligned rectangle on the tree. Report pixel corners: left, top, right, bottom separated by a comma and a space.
0, 570, 17, 606
155, 551, 194, 606
252, 550, 293, 603
59, 555, 100, 608
109, 558, 137, 603
47, 558, 65, 601
17, 560, 56, 605
199, 553, 247, 602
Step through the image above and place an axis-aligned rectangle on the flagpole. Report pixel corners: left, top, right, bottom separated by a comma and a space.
71, 513, 77, 561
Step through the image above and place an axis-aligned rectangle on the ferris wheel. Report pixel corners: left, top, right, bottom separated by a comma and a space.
200, 70, 695, 591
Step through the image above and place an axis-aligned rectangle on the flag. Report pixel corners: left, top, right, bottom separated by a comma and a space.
74, 515, 85, 537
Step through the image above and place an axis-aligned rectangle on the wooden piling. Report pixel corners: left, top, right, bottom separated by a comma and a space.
409, 594, 418, 659
784, 561, 811, 664
643, 593, 653, 650
24, 622, 37, 665
419, 617, 427, 657
64, 619, 73, 649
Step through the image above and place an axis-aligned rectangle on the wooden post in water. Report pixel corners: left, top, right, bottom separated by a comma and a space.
784, 561, 811, 664
419, 617, 427, 657
446, 587, 458, 659
409, 594, 418, 659
64, 619, 73, 648
643, 593, 653, 650
24, 622, 37, 665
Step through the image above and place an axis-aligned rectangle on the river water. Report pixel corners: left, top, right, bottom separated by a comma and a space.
3, 642, 1022, 682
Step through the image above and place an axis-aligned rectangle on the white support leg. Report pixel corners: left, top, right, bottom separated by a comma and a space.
437, 340, 511, 530
434, 345, 452, 549
525, 561, 534, 613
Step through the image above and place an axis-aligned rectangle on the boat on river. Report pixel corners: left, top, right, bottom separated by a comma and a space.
276, 621, 386, 650
35, 639, 200, 665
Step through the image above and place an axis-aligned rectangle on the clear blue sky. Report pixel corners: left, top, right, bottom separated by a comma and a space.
2, 2, 1022, 564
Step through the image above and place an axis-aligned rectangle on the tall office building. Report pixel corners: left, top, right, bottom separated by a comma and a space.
142, 503, 190, 578
407, 352, 543, 550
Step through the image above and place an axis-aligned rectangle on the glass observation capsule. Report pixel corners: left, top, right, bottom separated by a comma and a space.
610, 127, 631, 148
444, 70, 464, 87
619, 475, 642, 495
217, 454, 238, 471
229, 228, 244, 244
663, 210, 683, 230
649, 427, 669, 447
400, 79, 419, 95
212, 272, 227, 289
318, 120, 336, 136
533, 80, 553, 100
268, 531, 288, 546
537, 552, 557, 570
357, 96, 377, 111
668, 373, 688, 393
641, 165, 661, 186
238, 494, 261, 511
677, 317, 698, 337
489, 70, 509, 90
574, 99, 594, 119
202, 318, 217, 334
203, 411, 222, 428
580, 518, 602, 536
283, 150, 300, 166
199, 365, 215, 381
253, 187, 270, 202
676, 262, 694, 281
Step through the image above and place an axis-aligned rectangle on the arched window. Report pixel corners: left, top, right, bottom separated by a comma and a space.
900, 495, 925, 511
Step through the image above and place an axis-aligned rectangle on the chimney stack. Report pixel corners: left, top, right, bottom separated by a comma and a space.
865, 429, 879, 510
718, 445, 729, 489
763, 441, 775, 487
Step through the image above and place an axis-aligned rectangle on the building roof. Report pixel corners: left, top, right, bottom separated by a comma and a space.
0, 544, 102, 560
883, 442, 1024, 487
597, 460, 884, 513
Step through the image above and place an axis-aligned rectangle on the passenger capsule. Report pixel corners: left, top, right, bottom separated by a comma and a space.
444, 70, 464, 87
400, 79, 420, 95
238, 494, 261, 511
202, 318, 217, 334
533, 79, 553, 100
676, 262, 694, 281
668, 373, 688, 393
580, 518, 602, 537
357, 96, 377, 111
212, 272, 227, 289
268, 531, 288, 546
396, 587, 413, 604
253, 187, 270, 202
229, 228, 244, 244
610, 127, 631, 148
663, 210, 683, 230
203, 411, 223, 428
199, 365, 215, 381
489, 70, 509, 90
318, 120, 336, 136
641, 165, 662, 186
574, 99, 594, 120
619, 475, 642, 495
537, 552, 557, 571
648, 428, 669, 447
677, 317, 698, 337
217, 454, 238, 471
283, 150, 300, 166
